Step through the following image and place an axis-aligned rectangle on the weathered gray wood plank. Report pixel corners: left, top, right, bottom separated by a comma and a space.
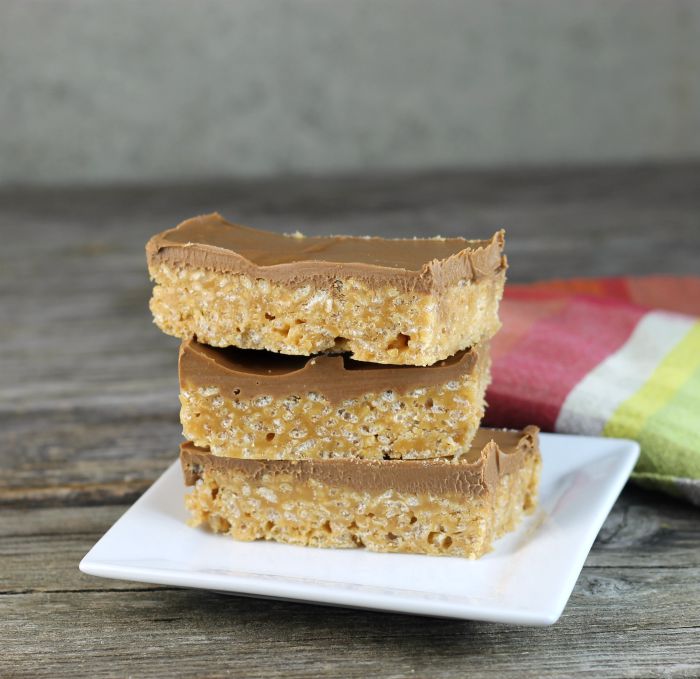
1, 410, 180, 507
2, 572, 699, 679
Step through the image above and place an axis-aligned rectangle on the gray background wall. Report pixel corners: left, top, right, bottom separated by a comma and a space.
2, 0, 699, 185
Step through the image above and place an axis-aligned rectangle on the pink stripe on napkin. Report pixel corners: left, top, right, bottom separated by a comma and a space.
485, 295, 646, 430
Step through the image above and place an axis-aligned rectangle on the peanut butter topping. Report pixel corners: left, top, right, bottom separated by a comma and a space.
181, 426, 539, 495
179, 338, 482, 403
147, 213, 506, 293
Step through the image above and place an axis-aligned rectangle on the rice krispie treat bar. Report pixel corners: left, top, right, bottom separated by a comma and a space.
147, 213, 506, 366
179, 338, 491, 461
181, 426, 541, 559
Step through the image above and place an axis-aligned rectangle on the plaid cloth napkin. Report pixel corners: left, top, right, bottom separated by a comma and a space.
484, 276, 700, 505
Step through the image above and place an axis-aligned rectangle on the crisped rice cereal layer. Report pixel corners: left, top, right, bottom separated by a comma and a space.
181, 427, 541, 559
150, 263, 505, 366
179, 339, 491, 460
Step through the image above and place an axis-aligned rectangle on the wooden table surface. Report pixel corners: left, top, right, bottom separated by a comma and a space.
2, 165, 700, 678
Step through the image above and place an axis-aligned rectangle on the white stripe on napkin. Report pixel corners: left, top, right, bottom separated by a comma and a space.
555, 311, 694, 436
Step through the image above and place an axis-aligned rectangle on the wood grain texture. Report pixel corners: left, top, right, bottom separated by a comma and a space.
1, 165, 699, 678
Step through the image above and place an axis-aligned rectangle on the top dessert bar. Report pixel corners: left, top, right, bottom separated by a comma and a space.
147, 213, 507, 365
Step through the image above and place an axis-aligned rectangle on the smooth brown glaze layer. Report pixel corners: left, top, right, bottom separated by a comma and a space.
146, 213, 506, 293
181, 426, 539, 496
179, 338, 480, 403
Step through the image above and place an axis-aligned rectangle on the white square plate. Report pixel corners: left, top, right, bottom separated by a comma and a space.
80, 433, 639, 625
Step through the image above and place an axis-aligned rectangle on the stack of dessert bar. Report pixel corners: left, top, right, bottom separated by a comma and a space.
146, 213, 541, 558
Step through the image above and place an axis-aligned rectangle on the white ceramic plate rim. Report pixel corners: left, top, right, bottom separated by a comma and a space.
80, 433, 639, 625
